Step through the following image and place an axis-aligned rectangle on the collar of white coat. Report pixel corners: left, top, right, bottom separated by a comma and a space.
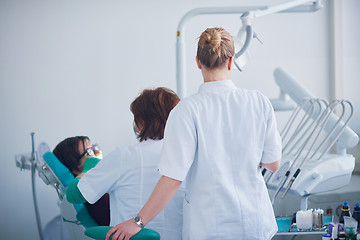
198, 79, 236, 94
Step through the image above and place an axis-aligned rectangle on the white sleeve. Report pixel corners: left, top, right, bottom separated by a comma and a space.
261, 97, 282, 164
78, 149, 121, 204
158, 103, 197, 181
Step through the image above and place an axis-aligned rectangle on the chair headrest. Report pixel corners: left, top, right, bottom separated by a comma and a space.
43, 152, 74, 187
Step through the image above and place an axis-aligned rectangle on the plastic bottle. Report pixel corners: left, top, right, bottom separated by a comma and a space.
353, 203, 360, 231
339, 201, 351, 224
339, 231, 346, 239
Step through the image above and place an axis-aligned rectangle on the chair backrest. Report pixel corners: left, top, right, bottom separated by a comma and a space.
37, 142, 74, 200
43, 152, 74, 187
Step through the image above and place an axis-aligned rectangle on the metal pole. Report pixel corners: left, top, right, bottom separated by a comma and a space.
31, 132, 44, 240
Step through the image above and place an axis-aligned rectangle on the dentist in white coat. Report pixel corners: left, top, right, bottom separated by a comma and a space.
66, 88, 184, 240
107, 27, 282, 240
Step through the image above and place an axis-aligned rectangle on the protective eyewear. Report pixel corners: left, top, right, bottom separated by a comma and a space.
78, 144, 100, 160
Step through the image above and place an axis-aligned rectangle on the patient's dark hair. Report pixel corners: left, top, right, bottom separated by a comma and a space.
53, 136, 89, 176
131, 87, 180, 142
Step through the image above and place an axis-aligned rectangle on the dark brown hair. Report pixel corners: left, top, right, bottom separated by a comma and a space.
53, 136, 89, 175
130, 87, 180, 142
197, 27, 234, 69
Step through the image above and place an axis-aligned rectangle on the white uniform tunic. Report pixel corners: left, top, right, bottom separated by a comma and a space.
78, 139, 184, 240
158, 80, 282, 240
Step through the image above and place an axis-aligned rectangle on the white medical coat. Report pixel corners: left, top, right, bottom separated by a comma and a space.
78, 139, 184, 240
158, 80, 282, 240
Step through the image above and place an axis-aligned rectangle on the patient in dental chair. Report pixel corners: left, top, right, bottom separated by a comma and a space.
53, 136, 110, 226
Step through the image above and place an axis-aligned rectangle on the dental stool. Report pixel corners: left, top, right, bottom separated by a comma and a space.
39, 144, 160, 240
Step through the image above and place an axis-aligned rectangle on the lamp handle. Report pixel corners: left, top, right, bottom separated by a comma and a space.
235, 25, 253, 59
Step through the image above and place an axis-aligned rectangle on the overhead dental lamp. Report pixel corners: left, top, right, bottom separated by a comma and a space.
233, 22, 252, 72
233, 0, 324, 72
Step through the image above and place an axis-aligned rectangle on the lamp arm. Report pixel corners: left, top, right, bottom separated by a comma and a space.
252, 0, 321, 19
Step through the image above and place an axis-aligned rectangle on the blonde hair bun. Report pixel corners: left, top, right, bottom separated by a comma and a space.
197, 27, 234, 69
203, 28, 222, 56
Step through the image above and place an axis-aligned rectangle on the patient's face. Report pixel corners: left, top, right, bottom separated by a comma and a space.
77, 140, 102, 172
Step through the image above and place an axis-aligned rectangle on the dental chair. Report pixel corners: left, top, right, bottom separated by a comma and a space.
16, 140, 160, 240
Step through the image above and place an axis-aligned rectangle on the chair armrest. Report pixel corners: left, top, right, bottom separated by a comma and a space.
76, 205, 98, 228
84, 226, 160, 240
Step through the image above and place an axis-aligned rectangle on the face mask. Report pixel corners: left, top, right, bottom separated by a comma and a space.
78, 144, 100, 167
133, 121, 140, 136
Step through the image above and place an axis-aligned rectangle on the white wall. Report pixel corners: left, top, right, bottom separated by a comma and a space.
343, 0, 360, 173
0, 0, 358, 239
343, 0, 360, 134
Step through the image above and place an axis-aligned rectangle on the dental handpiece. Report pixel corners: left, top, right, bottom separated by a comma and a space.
271, 170, 290, 205
264, 172, 273, 184
262, 168, 267, 176
281, 168, 301, 199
